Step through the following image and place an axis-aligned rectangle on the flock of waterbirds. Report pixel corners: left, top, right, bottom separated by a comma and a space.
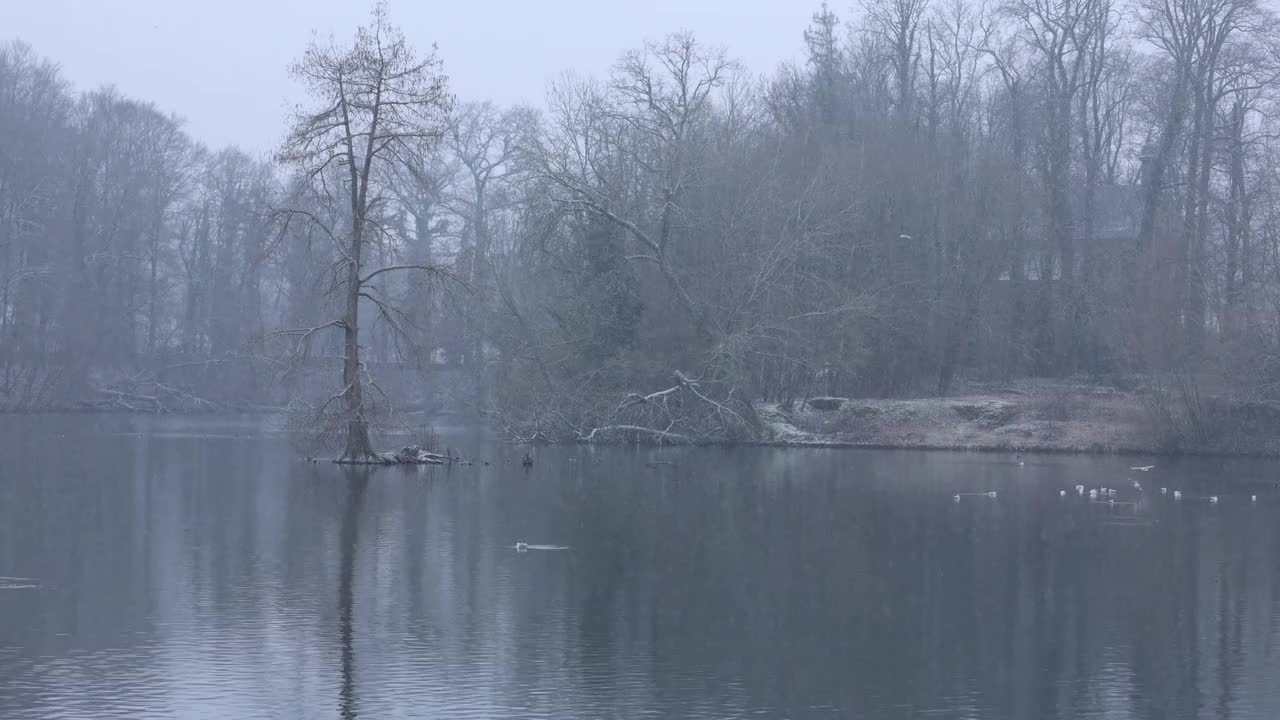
954, 459, 1267, 507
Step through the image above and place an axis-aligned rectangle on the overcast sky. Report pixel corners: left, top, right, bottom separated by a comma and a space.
2, 0, 812, 154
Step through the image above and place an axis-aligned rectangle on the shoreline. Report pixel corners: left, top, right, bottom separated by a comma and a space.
741, 438, 1260, 459
10, 381, 1280, 459
751, 381, 1280, 458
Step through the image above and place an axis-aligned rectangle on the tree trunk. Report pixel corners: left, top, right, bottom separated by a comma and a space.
1134, 66, 1189, 321
147, 214, 160, 357
1049, 99, 1075, 374
1177, 72, 1204, 358
1187, 79, 1216, 357
342, 211, 374, 460
467, 178, 488, 384
1223, 101, 1245, 338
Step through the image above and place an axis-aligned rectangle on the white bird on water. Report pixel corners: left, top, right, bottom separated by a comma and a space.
1161, 487, 1168, 494
1251, 495, 1258, 503
1059, 490, 1066, 497
1173, 490, 1182, 499
1131, 465, 1155, 472
1076, 484, 1085, 495
1209, 496, 1220, 504
954, 491, 998, 501
1132, 480, 1142, 491
515, 542, 529, 552
1089, 489, 1099, 499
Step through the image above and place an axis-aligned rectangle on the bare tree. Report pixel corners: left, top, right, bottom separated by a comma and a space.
1133, 0, 1258, 354
1004, 0, 1099, 371
7, 0, 1280, 450
446, 102, 528, 374
277, 3, 451, 461
863, 0, 931, 122
528, 33, 734, 340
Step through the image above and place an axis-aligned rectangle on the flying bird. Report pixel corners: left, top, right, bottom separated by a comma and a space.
1130, 465, 1155, 472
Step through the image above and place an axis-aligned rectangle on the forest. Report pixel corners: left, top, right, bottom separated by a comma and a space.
2, 0, 1279, 452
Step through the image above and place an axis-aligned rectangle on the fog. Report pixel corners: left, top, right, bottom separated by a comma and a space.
0, 0, 809, 151
7, 4, 1280, 715
3, 0, 1280, 456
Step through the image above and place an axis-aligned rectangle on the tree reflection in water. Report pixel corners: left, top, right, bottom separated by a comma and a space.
338, 472, 369, 720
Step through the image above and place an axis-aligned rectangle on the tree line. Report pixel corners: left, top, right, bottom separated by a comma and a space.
2, 0, 1279, 446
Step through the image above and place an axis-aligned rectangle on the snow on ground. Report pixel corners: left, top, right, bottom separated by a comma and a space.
754, 381, 1160, 453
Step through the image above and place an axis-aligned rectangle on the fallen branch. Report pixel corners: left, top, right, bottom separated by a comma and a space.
673, 370, 755, 433
94, 380, 223, 414
577, 425, 692, 445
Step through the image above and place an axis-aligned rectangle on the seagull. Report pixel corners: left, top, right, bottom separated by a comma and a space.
898, 234, 912, 240
1131, 465, 1155, 472
954, 494, 961, 502
1108, 489, 1117, 496
1251, 495, 1258, 503
1089, 489, 1099, 499
1161, 487, 1167, 494
1132, 480, 1142, 491
987, 491, 998, 498
1209, 496, 1219, 504
1076, 484, 1085, 495
1059, 490, 1066, 497
1173, 490, 1182, 499
515, 542, 529, 552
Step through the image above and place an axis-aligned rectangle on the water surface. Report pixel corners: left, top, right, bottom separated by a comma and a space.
2, 414, 1280, 719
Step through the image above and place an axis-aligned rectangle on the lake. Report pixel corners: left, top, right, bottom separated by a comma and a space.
2, 414, 1279, 719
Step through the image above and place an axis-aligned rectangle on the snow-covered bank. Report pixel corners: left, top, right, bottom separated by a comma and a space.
754, 381, 1280, 456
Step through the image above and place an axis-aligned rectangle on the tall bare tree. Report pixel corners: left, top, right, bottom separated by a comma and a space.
277, 3, 451, 461
528, 33, 734, 340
